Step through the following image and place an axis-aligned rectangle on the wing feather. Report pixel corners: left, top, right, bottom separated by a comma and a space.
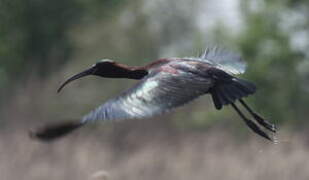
201, 47, 246, 75
184, 47, 247, 75
81, 70, 213, 123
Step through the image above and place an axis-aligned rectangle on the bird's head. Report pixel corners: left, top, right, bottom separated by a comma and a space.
57, 59, 116, 93
92, 59, 117, 76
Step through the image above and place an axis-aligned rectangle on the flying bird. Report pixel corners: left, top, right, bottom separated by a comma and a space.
30, 48, 276, 142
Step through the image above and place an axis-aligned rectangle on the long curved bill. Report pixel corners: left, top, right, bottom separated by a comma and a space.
57, 66, 96, 93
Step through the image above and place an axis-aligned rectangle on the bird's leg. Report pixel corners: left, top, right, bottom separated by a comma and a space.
238, 99, 276, 133
230, 103, 272, 141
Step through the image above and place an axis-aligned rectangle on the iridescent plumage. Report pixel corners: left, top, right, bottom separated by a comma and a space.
82, 60, 213, 123
31, 48, 276, 142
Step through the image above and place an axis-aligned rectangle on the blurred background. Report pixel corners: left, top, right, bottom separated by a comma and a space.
1, 0, 309, 179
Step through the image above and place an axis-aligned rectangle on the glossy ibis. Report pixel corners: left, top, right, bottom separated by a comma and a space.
30, 48, 276, 142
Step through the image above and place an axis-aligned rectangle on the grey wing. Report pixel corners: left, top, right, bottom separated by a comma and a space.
188, 47, 247, 75
81, 71, 213, 123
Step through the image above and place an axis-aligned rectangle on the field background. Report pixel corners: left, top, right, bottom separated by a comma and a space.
1, 0, 309, 179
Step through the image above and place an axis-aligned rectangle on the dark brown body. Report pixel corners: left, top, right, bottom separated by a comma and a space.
32, 50, 276, 142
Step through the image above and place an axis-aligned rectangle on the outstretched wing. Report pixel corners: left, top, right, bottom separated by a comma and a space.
185, 47, 247, 75
81, 68, 213, 123
31, 62, 214, 142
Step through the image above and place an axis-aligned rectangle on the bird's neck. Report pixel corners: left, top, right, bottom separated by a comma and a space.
126, 68, 148, 79
95, 62, 148, 79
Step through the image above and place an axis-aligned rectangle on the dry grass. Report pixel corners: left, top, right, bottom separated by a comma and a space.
1, 71, 308, 180
1, 122, 309, 180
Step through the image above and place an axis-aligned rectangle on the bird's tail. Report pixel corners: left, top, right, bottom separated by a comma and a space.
29, 120, 85, 142
210, 77, 256, 110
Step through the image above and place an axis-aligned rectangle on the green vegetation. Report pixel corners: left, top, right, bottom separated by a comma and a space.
0, 0, 126, 94
234, 0, 309, 126
1, 1, 309, 179
0, 0, 308, 130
